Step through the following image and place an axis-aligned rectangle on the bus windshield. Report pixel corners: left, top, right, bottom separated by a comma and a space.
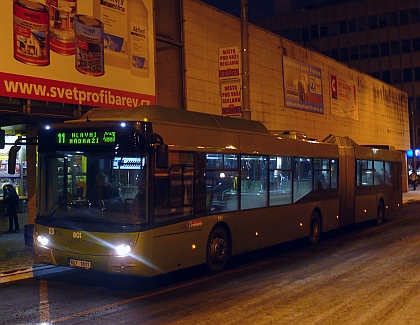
40, 151, 148, 225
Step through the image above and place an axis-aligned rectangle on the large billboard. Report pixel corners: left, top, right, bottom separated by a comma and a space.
0, 0, 155, 109
330, 73, 358, 120
283, 56, 323, 114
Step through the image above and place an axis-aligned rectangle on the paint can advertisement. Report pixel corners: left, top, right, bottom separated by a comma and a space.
47, 0, 77, 55
74, 14, 104, 76
2, 0, 155, 109
13, 0, 50, 66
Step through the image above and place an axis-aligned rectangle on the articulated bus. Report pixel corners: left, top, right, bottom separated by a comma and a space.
32, 106, 403, 277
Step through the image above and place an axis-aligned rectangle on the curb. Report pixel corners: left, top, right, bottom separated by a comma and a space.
0, 265, 74, 284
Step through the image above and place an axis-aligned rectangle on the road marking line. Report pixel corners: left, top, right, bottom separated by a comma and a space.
39, 280, 51, 323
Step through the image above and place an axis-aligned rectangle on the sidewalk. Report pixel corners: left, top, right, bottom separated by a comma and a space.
0, 213, 71, 284
1, 191, 420, 284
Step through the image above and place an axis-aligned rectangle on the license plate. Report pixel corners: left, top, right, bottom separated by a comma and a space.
69, 258, 91, 270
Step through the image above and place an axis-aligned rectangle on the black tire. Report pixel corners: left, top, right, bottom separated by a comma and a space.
206, 226, 229, 273
376, 201, 385, 225
308, 211, 321, 245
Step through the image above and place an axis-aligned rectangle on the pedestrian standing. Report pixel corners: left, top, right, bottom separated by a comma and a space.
2, 184, 19, 232
410, 171, 418, 191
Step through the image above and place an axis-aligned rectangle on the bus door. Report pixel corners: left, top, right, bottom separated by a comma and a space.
338, 145, 355, 226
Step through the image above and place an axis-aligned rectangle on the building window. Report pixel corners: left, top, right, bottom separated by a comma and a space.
411, 8, 420, 23
370, 44, 379, 58
329, 21, 338, 35
357, 17, 369, 32
380, 42, 390, 56
348, 19, 357, 33
400, 10, 409, 25
371, 71, 380, 80
339, 20, 347, 33
389, 12, 399, 27
414, 67, 420, 81
320, 23, 328, 37
378, 13, 388, 28
402, 39, 411, 54
368, 16, 377, 29
350, 46, 359, 60
417, 126, 420, 143
310, 25, 318, 38
302, 28, 310, 42
392, 69, 402, 84
340, 48, 349, 61
403, 68, 412, 83
360, 45, 369, 59
292, 28, 302, 42
330, 49, 339, 61
382, 70, 391, 83
412, 38, 420, 52
283, 29, 292, 39
390, 41, 400, 55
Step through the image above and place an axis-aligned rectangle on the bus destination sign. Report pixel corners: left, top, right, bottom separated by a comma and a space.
56, 131, 117, 145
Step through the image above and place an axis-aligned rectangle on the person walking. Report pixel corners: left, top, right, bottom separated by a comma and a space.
2, 184, 19, 232
410, 171, 418, 191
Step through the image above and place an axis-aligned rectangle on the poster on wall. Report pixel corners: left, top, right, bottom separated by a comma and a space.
219, 46, 240, 81
282, 56, 324, 114
330, 73, 358, 120
221, 81, 241, 116
0, 0, 155, 109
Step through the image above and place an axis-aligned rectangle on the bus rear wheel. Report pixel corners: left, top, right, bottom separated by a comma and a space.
377, 201, 385, 225
206, 226, 229, 273
308, 211, 321, 245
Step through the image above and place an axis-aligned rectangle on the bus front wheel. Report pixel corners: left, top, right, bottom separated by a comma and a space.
308, 211, 321, 245
206, 226, 229, 273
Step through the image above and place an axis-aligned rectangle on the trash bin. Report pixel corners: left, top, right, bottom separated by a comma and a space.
24, 224, 34, 250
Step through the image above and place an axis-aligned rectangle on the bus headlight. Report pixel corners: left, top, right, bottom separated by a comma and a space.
115, 244, 131, 256
37, 235, 49, 247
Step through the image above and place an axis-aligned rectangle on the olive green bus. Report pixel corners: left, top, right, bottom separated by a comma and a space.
32, 106, 403, 277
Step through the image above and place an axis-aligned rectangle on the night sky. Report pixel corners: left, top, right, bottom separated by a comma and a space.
200, 0, 276, 19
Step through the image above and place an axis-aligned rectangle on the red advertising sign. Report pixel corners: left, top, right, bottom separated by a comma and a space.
221, 81, 241, 116
219, 46, 240, 81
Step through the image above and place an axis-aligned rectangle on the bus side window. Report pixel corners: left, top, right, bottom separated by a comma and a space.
373, 161, 385, 185
269, 155, 292, 206
154, 151, 194, 221
205, 153, 239, 214
240, 155, 268, 210
293, 157, 312, 202
384, 162, 392, 185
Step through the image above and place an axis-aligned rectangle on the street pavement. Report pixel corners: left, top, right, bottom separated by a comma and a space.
1, 190, 420, 284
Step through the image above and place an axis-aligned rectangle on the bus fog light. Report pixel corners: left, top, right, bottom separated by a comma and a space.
115, 244, 131, 256
37, 235, 49, 247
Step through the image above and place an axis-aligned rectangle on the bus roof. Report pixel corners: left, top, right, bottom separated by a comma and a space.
77, 106, 271, 135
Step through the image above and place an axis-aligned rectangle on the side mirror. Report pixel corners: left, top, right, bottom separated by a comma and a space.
156, 144, 168, 169
8, 145, 21, 174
